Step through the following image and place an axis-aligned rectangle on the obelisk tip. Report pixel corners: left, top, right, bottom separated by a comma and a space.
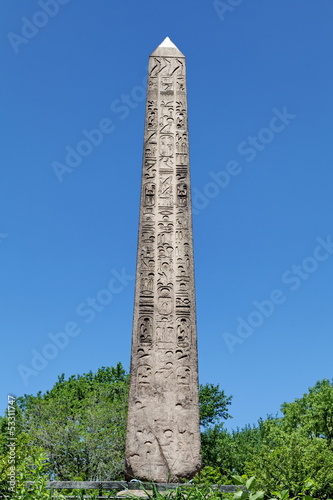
150, 37, 184, 57
159, 37, 178, 49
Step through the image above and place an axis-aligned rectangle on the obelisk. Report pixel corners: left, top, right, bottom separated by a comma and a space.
125, 37, 201, 482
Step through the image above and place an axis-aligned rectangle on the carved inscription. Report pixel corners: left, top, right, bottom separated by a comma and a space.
144, 183, 155, 206
126, 39, 201, 483
139, 317, 153, 345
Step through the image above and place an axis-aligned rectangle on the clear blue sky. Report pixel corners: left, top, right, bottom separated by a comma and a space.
1, 0, 333, 431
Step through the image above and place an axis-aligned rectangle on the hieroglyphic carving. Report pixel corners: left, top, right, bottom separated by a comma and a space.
175, 230, 183, 243
160, 156, 174, 171
141, 256, 154, 271
176, 153, 188, 165
177, 318, 191, 347
158, 286, 173, 315
160, 100, 173, 116
148, 77, 158, 92
177, 262, 186, 276
156, 318, 174, 343
177, 366, 191, 386
145, 144, 157, 158
177, 183, 187, 206
157, 259, 173, 286
159, 57, 172, 76
161, 76, 174, 94
144, 183, 155, 206
141, 229, 154, 245
158, 232, 172, 245
176, 77, 185, 92
176, 366, 191, 408
178, 278, 189, 294
143, 158, 157, 180
149, 57, 163, 77
176, 213, 188, 229
176, 101, 186, 129
137, 364, 152, 397
176, 132, 187, 153
158, 221, 174, 232
160, 115, 174, 133
160, 135, 174, 156
176, 167, 188, 182
147, 100, 158, 129
149, 56, 184, 78
138, 317, 153, 345
140, 273, 154, 295
126, 39, 200, 483
158, 174, 172, 198
158, 244, 173, 259
166, 58, 184, 77
158, 207, 173, 220
176, 296, 191, 309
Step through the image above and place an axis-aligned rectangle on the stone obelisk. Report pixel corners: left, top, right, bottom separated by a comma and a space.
125, 37, 201, 482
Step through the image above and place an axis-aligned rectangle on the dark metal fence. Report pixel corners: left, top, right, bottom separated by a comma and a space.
25, 480, 242, 499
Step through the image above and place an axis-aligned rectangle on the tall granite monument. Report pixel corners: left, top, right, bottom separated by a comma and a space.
125, 37, 201, 482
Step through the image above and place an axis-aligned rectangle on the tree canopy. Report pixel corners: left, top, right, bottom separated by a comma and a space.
15, 363, 129, 481
1, 364, 232, 485
1, 366, 333, 499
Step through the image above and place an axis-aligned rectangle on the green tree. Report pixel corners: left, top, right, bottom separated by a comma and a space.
3, 364, 233, 484
199, 384, 232, 428
244, 381, 333, 499
200, 423, 262, 479
244, 418, 333, 499
199, 383, 234, 476
281, 378, 333, 444
0, 402, 47, 496
17, 363, 129, 481
199, 379, 333, 497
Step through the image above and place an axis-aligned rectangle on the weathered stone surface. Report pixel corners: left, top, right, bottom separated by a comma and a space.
125, 37, 201, 483
117, 490, 153, 498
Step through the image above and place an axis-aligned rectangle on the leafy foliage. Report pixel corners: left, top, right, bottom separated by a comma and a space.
200, 423, 262, 478
197, 379, 333, 498
244, 418, 333, 499
16, 363, 129, 481
8, 451, 67, 500
0, 399, 47, 496
280, 379, 333, 444
2, 366, 333, 499
244, 381, 333, 498
199, 383, 233, 476
193, 465, 231, 485
199, 384, 232, 428
1, 364, 232, 491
